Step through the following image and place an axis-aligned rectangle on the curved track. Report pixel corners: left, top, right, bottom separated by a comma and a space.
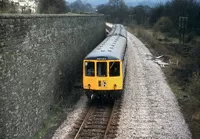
52, 27, 191, 139
67, 99, 121, 139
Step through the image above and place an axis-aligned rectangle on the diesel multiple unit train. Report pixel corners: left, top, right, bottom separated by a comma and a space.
83, 24, 127, 99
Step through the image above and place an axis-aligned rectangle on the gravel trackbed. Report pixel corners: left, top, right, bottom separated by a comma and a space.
115, 32, 191, 139
52, 31, 191, 139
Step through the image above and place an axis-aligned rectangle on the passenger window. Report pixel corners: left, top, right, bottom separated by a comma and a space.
109, 62, 120, 76
85, 62, 94, 76
97, 62, 107, 77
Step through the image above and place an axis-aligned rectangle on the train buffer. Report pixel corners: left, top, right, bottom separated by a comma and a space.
73, 81, 83, 90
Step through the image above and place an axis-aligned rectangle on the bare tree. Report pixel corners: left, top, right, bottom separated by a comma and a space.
97, 0, 129, 23
38, 0, 69, 14
70, 0, 93, 13
0, 0, 17, 13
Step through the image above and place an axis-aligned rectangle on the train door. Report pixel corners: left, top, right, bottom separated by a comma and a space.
97, 61, 108, 89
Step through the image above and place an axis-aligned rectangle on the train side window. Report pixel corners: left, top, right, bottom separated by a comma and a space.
97, 62, 107, 77
109, 62, 120, 76
85, 62, 95, 76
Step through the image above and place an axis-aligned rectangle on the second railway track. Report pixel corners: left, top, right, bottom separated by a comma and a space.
67, 99, 122, 139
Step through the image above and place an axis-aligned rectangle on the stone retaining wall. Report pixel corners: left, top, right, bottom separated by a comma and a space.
0, 14, 105, 139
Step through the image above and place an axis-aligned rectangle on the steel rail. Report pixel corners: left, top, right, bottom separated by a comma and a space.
103, 100, 116, 139
74, 106, 95, 139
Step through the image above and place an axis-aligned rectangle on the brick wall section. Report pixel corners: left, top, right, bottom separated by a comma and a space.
0, 14, 105, 139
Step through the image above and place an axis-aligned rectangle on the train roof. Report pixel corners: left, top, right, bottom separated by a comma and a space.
107, 24, 127, 39
84, 36, 127, 60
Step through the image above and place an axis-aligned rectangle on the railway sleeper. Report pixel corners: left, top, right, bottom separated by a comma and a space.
108, 129, 118, 134
84, 129, 105, 134
107, 134, 117, 138
87, 123, 107, 127
88, 118, 109, 123
91, 115, 110, 118
110, 120, 119, 124
93, 113, 110, 117
107, 126, 118, 130
84, 125, 106, 129
80, 136, 104, 139
80, 132, 104, 137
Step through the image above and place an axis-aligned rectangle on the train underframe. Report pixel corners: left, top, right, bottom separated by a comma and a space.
85, 90, 123, 100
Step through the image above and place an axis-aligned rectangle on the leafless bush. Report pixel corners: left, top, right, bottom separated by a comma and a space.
133, 27, 170, 56
136, 27, 157, 48
188, 72, 200, 101
153, 17, 174, 33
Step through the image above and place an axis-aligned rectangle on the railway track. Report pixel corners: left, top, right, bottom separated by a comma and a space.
67, 99, 122, 139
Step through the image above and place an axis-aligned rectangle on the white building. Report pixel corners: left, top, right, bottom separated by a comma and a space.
9, 0, 38, 13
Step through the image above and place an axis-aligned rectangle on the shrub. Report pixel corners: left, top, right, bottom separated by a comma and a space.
0, 1, 17, 13
185, 31, 197, 43
188, 72, 200, 100
153, 17, 174, 33
136, 27, 157, 48
38, 0, 69, 14
134, 27, 169, 55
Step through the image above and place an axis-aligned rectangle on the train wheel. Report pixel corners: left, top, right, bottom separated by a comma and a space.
114, 91, 122, 99
85, 92, 92, 100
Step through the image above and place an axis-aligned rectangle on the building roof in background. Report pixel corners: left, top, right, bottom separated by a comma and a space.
9, 0, 38, 13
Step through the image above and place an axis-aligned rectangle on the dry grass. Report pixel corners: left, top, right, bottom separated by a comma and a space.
33, 88, 83, 139
128, 26, 171, 56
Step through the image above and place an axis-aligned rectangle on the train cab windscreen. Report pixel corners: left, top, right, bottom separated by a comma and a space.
85, 62, 95, 76
97, 62, 107, 77
109, 62, 120, 76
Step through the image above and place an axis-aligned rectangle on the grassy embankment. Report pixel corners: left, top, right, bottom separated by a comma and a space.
33, 87, 83, 139
128, 26, 200, 139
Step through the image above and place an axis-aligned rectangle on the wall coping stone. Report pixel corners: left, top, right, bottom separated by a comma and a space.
0, 14, 104, 19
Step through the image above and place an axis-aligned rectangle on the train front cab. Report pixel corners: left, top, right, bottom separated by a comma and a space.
83, 60, 123, 98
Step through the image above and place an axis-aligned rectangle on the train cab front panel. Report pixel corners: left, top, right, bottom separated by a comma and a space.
83, 60, 123, 91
